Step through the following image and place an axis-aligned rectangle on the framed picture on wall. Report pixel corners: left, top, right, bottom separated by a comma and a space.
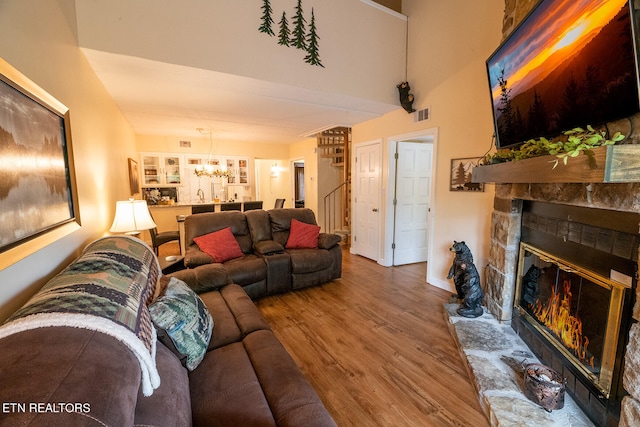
128, 158, 140, 195
450, 158, 484, 192
0, 58, 80, 268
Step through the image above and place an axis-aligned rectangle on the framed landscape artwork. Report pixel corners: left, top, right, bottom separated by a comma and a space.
128, 158, 140, 195
0, 58, 79, 269
450, 158, 484, 192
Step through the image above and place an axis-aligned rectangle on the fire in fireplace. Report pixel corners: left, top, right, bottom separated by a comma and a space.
515, 243, 628, 397
530, 278, 594, 369
531, 279, 593, 368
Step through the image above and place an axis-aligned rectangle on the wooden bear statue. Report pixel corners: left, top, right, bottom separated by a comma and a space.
396, 81, 416, 113
447, 241, 484, 318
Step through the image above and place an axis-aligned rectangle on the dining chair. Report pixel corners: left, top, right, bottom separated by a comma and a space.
149, 223, 180, 256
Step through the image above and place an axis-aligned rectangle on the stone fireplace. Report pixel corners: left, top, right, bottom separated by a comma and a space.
509, 200, 638, 425
478, 1, 640, 425
484, 183, 640, 426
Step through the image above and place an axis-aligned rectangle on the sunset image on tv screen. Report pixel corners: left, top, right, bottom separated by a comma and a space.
487, 0, 639, 148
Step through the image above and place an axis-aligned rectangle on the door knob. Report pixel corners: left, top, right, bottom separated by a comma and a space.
372, 208, 378, 212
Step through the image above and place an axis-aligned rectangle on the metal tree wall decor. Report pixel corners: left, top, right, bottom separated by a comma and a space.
278, 11, 290, 46
259, 0, 324, 67
291, 0, 306, 50
304, 9, 322, 67
259, 0, 275, 35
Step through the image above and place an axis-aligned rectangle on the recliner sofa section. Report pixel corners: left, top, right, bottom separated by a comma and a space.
178, 208, 341, 299
263, 209, 342, 290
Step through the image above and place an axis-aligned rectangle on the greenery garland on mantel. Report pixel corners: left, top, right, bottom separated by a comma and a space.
483, 125, 625, 169
259, 0, 324, 67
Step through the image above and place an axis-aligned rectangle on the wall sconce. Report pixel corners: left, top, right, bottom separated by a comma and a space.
270, 163, 279, 178
110, 198, 157, 236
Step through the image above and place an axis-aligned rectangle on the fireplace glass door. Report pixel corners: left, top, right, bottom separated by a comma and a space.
515, 243, 628, 397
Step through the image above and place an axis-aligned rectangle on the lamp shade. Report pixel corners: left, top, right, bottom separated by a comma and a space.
110, 199, 157, 234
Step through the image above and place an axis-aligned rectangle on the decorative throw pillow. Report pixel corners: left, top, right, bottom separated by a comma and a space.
149, 277, 213, 371
193, 227, 244, 263
286, 218, 320, 249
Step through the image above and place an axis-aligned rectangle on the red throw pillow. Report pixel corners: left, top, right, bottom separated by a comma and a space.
286, 219, 320, 249
193, 227, 244, 263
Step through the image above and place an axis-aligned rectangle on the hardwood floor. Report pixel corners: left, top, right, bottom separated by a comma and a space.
256, 248, 488, 427
159, 242, 488, 426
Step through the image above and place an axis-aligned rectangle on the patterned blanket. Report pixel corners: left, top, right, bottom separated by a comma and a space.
0, 236, 161, 396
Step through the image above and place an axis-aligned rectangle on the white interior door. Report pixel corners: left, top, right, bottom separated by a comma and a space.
354, 141, 381, 261
393, 142, 433, 265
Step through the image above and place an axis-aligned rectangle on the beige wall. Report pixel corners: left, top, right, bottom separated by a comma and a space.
0, 0, 138, 321
353, 0, 504, 290
75, 0, 407, 107
254, 159, 291, 210
136, 134, 290, 159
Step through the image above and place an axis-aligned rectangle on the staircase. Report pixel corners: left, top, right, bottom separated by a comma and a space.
317, 127, 348, 166
318, 127, 351, 243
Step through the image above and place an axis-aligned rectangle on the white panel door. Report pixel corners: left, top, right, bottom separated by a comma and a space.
354, 142, 381, 261
393, 142, 433, 265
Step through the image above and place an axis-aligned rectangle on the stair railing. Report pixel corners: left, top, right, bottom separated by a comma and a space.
323, 179, 350, 234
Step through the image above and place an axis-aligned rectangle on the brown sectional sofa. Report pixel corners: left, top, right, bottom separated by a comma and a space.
0, 236, 336, 426
176, 208, 342, 299
190, 286, 336, 426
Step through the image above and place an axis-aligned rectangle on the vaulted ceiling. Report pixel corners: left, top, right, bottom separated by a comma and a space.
75, 1, 407, 144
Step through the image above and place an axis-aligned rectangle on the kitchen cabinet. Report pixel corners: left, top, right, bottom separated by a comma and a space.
138, 152, 251, 202
183, 155, 251, 203
225, 156, 250, 185
140, 153, 183, 186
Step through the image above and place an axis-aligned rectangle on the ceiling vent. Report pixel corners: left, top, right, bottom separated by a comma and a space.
414, 107, 430, 122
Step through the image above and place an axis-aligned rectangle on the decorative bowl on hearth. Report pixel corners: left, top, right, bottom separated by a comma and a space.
523, 363, 566, 412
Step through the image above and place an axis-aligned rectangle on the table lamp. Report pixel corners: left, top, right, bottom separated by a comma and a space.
109, 198, 157, 235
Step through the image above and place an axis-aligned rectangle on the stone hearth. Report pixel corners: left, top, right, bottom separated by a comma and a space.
445, 303, 593, 426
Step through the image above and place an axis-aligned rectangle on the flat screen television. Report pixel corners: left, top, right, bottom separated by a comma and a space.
486, 0, 640, 149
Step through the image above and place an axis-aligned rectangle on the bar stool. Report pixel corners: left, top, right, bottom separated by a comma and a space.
243, 201, 263, 211
221, 202, 241, 211
192, 204, 214, 214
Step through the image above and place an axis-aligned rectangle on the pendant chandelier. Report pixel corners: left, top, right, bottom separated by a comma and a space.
193, 128, 233, 179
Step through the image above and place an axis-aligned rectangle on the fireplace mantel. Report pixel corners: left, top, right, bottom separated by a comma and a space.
472, 145, 640, 184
